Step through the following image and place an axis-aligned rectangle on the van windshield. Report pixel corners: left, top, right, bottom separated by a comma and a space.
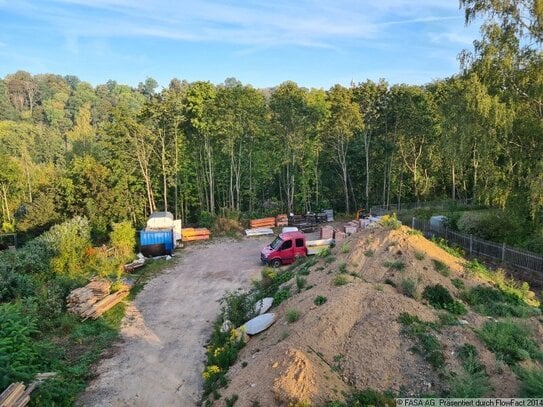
270, 237, 283, 250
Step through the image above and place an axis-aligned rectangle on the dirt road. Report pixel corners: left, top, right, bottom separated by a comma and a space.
79, 237, 268, 406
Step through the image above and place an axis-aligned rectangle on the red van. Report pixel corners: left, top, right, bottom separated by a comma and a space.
260, 231, 307, 267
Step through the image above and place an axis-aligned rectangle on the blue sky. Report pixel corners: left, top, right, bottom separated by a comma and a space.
0, 0, 481, 89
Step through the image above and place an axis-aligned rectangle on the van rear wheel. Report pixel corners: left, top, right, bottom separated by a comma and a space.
271, 259, 282, 268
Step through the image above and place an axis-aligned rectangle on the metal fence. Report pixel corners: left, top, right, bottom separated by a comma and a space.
370, 199, 472, 216
411, 218, 543, 273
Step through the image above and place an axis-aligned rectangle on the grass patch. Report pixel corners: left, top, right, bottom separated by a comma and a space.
286, 309, 300, 323
325, 256, 336, 264
460, 285, 540, 318
451, 278, 465, 289
340, 243, 350, 254
398, 313, 444, 370
338, 262, 347, 274
432, 259, 450, 277
414, 251, 426, 260
364, 250, 374, 257
517, 366, 543, 397
449, 344, 490, 397
384, 278, 396, 287
295, 276, 307, 293
314, 295, 327, 306
400, 278, 418, 299
477, 321, 543, 365
408, 229, 423, 236
465, 260, 540, 308
333, 275, 348, 286
431, 237, 465, 258
383, 260, 405, 271
422, 284, 467, 315
317, 247, 331, 258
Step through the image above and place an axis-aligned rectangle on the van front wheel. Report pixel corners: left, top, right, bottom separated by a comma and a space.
271, 259, 282, 268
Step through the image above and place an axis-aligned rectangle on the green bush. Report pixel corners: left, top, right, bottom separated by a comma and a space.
414, 251, 425, 260
0, 303, 40, 390
334, 275, 347, 286
39, 216, 92, 277
379, 213, 401, 230
0, 262, 35, 302
460, 285, 540, 318
219, 290, 255, 327
198, 211, 216, 229
314, 295, 327, 306
451, 278, 465, 289
286, 309, 300, 323
517, 366, 543, 397
422, 284, 466, 315
400, 278, 418, 299
340, 243, 350, 253
260, 267, 277, 288
110, 221, 136, 261
477, 321, 543, 365
273, 288, 291, 305
338, 263, 347, 274
317, 247, 331, 258
295, 276, 307, 292
347, 389, 396, 407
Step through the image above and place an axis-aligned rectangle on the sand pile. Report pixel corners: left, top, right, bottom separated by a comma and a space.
217, 225, 539, 406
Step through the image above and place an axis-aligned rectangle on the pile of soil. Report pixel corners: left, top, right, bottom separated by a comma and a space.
217, 225, 542, 406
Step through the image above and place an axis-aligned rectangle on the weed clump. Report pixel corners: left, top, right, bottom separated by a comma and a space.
398, 312, 444, 370
414, 251, 425, 260
460, 285, 540, 318
422, 284, 467, 315
400, 278, 418, 299
383, 260, 405, 271
477, 321, 542, 365
314, 295, 327, 306
334, 275, 347, 286
432, 259, 450, 276
286, 309, 300, 323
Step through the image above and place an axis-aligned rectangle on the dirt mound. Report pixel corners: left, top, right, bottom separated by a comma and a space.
217, 225, 536, 406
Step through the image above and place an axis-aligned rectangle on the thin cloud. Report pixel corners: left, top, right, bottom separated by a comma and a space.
1, 0, 465, 48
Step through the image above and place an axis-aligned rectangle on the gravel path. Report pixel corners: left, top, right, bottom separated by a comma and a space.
79, 237, 267, 406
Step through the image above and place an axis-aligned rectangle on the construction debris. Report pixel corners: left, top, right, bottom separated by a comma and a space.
181, 228, 211, 241
245, 228, 274, 237
67, 279, 129, 319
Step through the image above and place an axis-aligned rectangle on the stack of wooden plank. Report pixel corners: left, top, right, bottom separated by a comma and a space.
275, 214, 288, 227
0, 382, 32, 407
320, 225, 335, 239
66, 279, 110, 315
181, 228, 211, 241
344, 221, 359, 235
249, 217, 276, 229
80, 288, 129, 320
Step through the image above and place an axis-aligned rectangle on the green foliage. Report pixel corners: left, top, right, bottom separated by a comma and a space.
414, 251, 425, 260
465, 260, 540, 307
346, 389, 396, 407
431, 259, 450, 276
333, 275, 347, 286
340, 242, 350, 253
477, 321, 543, 365
295, 276, 307, 292
39, 216, 92, 277
364, 249, 374, 257
314, 295, 327, 306
460, 285, 540, 318
431, 237, 465, 258
260, 267, 277, 288
317, 247, 331, 258
398, 312, 444, 369
219, 290, 255, 327
379, 213, 401, 230
517, 367, 543, 397
383, 260, 405, 271
0, 303, 40, 390
286, 309, 300, 323
451, 278, 465, 289
422, 284, 466, 315
338, 262, 347, 274
400, 278, 418, 299
110, 220, 136, 261
198, 211, 216, 229
273, 288, 291, 306
225, 394, 239, 407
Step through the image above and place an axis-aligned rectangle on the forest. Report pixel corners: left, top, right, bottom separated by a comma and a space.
0, 0, 542, 253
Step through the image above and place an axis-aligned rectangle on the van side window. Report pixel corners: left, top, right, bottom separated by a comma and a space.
281, 240, 292, 250
295, 238, 304, 248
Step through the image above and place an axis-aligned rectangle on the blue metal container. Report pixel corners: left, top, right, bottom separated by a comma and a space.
139, 229, 174, 256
